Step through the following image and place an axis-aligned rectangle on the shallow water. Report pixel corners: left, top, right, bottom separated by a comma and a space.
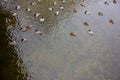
0, 0, 120, 80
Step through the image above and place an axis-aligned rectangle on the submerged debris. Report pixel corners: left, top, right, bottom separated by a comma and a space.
84, 22, 89, 26
70, 32, 76, 36
109, 19, 115, 24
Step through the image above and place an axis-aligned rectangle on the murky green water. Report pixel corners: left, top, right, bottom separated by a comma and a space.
0, 0, 120, 80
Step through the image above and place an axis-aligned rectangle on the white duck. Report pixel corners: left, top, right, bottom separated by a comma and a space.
12, 13, 17, 16
26, 8, 31, 12
84, 10, 90, 15
20, 27, 27, 32
48, 7, 53, 11
9, 41, 16, 45
35, 29, 42, 35
55, 11, 59, 16
40, 17, 45, 22
88, 29, 93, 36
31, 2, 35, 6
16, 5, 21, 10
21, 38, 27, 43
59, 5, 64, 10
34, 13, 40, 18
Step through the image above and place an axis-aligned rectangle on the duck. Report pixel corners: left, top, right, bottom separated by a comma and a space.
71, 0, 75, 4
61, 0, 66, 3
59, 5, 64, 10
73, 8, 77, 13
48, 7, 53, 11
9, 41, 16, 45
53, 2, 57, 5
84, 10, 90, 15
88, 29, 93, 36
35, 29, 42, 35
7, 25, 14, 30
98, 12, 103, 16
40, 17, 45, 22
34, 13, 40, 18
38, 0, 41, 2
81, 0, 85, 2
113, 0, 117, 4
16, 5, 21, 10
109, 19, 115, 24
31, 2, 35, 6
70, 32, 76, 36
6, 18, 11, 23
55, 11, 60, 16
4, 0, 7, 3
20, 27, 27, 32
12, 13, 17, 16
21, 38, 27, 43
26, 8, 32, 12
104, 1, 109, 5
84, 22, 89, 26
80, 2, 86, 7
26, 25, 33, 29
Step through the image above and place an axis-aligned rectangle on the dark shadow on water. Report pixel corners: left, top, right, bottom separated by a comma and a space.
0, 6, 30, 80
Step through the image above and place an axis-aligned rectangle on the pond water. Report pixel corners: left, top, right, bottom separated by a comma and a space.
0, 0, 120, 80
